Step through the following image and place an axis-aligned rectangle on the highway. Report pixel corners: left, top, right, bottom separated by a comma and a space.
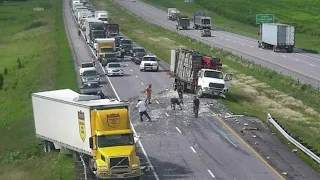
114, 0, 320, 88
63, 0, 320, 179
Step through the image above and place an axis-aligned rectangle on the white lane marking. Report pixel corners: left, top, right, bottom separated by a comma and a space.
126, 64, 128, 66
310, 64, 315, 66
219, 36, 222, 39
270, 52, 275, 53
295, 59, 300, 62
175, 126, 182, 133
73, 12, 160, 180
281, 55, 286, 58
130, 69, 133, 71
156, 100, 160, 104
141, 82, 144, 85
241, 43, 245, 46
249, 45, 253, 48
297, 53, 320, 61
207, 170, 216, 178
226, 38, 230, 41
190, 146, 197, 153
233, 41, 237, 43
165, 112, 169, 116
135, 75, 139, 78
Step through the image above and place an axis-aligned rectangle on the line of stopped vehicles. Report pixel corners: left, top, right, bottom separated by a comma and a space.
29, 1, 241, 180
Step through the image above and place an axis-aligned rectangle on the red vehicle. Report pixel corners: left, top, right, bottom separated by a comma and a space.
104, 23, 119, 37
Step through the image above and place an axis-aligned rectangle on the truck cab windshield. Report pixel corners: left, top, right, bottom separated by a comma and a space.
204, 71, 223, 79
101, 48, 114, 53
93, 32, 105, 38
99, 18, 108, 21
203, 19, 211, 24
98, 134, 134, 147
143, 57, 156, 61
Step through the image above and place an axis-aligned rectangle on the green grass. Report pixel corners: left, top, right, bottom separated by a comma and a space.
141, 0, 320, 53
0, 0, 77, 179
94, 0, 320, 170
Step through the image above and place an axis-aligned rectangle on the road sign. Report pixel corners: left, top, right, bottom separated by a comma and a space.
256, 14, 274, 24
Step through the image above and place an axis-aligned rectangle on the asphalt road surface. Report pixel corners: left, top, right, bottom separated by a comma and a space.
114, 0, 320, 88
63, 0, 319, 179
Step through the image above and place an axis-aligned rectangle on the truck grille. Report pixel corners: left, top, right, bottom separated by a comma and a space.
110, 157, 129, 168
209, 83, 224, 89
144, 63, 151, 66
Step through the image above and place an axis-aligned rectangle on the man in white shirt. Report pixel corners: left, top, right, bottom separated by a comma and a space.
136, 99, 152, 122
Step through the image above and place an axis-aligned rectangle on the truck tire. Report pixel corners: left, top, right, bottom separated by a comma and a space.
196, 87, 204, 98
287, 48, 293, 53
273, 45, 277, 52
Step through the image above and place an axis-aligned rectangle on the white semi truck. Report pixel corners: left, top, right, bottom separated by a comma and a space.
258, 23, 295, 53
170, 49, 232, 98
32, 89, 141, 179
85, 18, 105, 45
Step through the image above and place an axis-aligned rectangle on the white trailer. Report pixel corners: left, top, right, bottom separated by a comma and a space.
72, 2, 83, 12
74, 7, 88, 20
259, 23, 295, 53
85, 18, 103, 44
95, 11, 109, 24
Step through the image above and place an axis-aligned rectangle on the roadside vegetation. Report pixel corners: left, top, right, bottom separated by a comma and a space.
0, 0, 77, 179
142, 0, 320, 53
93, 0, 320, 170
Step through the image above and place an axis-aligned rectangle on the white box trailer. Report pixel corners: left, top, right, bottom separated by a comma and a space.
85, 18, 103, 43
75, 7, 88, 20
72, 2, 83, 12
95, 11, 109, 24
259, 23, 295, 53
32, 89, 142, 179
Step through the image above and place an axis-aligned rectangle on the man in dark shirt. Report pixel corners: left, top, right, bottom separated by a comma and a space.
171, 97, 182, 110
193, 96, 200, 117
176, 84, 184, 105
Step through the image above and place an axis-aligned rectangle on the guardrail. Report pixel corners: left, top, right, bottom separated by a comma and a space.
267, 113, 320, 164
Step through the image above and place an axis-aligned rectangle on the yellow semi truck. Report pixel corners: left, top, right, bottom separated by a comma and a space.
32, 89, 141, 179
95, 38, 116, 58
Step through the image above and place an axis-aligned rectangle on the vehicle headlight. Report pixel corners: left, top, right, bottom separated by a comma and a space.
97, 166, 108, 170
132, 163, 139, 168
152, 63, 158, 66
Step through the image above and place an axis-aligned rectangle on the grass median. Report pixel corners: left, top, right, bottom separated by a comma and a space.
93, 0, 320, 170
141, 0, 320, 53
0, 0, 77, 179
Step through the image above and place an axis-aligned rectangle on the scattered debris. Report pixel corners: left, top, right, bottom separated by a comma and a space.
292, 149, 298, 153
244, 123, 249, 126
224, 113, 245, 118
266, 156, 270, 160
243, 127, 259, 130
254, 142, 258, 145
252, 135, 257, 138
281, 172, 288, 176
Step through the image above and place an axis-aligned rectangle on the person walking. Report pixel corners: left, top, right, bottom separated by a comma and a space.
136, 99, 151, 122
176, 83, 184, 105
78, 28, 81, 38
193, 96, 200, 117
145, 84, 152, 104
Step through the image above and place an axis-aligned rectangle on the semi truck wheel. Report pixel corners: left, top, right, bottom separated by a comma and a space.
196, 87, 204, 98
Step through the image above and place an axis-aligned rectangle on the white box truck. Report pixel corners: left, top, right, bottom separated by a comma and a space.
167, 8, 180, 21
258, 23, 295, 53
95, 11, 109, 24
32, 89, 141, 179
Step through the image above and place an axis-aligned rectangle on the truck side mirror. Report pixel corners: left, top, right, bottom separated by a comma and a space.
89, 137, 93, 149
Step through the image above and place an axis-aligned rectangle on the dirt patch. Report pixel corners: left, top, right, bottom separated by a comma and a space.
148, 36, 179, 48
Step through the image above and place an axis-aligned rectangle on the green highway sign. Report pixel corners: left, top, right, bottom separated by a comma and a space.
256, 14, 274, 24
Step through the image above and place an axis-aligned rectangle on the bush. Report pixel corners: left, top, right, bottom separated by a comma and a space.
17, 57, 22, 69
4, 67, 8, 75
0, 73, 4, 90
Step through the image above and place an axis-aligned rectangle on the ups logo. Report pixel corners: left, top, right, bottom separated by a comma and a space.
106, 113, 120, 128
78, 111, 86, 142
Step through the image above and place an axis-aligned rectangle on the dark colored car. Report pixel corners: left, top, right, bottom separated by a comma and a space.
115, 36, 123, 47
132, 47, 147, 64
120, 39, 133, 57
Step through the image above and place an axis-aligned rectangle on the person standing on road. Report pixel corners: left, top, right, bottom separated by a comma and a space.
176, 83, 184, 105
136, 99, 152, 122
78, 28, 81, 38
145, 84, 152, 104
91, 55, 95, 66
193, 96, 200, 118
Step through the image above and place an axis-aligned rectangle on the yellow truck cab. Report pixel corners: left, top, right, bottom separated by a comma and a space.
96, 38, 116, 58
32, 89, 141, 179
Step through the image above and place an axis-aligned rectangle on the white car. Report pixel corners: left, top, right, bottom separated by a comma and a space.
79, 62, 95, 76
140, 55, 159, 71
131, 0, 136, 2
105, 62, 124, 76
